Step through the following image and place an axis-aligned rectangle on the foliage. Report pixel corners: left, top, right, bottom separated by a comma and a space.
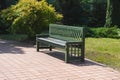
45, 0, 107, 27
57, 0, 87, 25
0, 0, 18, 33
84, 27, 94, 37
48, 0, 62, 12
0, 10, 12, 33
0, 0, 62, 37
81, 0, 107, 27
0, 0, 18, 10
105, 0, 120, 28
0, 34, 28, 41
86, 38, 120, 71
48, 0, 107, 27
85, 27, 119, 38
0, 0, 6, 10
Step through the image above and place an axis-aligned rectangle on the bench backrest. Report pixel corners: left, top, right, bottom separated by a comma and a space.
49, 24, 85, 42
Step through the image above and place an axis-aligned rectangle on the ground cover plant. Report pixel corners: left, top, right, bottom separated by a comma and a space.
0, 34, 28, 41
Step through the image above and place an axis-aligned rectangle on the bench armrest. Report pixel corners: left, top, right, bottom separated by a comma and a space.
36, 34, 49, 38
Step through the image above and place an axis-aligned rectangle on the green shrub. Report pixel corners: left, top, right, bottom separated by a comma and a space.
85, 27, 119, 38
118, 29, 120, 36
0, 34, 28, 41
0, 15, 7, 33
0, 0, 62, 37
84, 27, 94, 37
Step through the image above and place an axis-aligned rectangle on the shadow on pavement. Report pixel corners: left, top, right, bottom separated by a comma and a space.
0, 40, 33, 54
40, 50, 106, 67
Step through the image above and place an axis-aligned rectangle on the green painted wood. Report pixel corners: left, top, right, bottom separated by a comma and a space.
49, 24, 84, 42
65, 43, 69, 63
36, 42, 39, 52
36, 24, 85, 63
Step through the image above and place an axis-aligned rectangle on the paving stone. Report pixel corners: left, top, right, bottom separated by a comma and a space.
0, 40, 120, 80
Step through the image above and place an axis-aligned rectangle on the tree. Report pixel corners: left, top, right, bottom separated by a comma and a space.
49, 0, 106, 26
0, 0, 18, 10
0, 0, 6, 10
0, 0, 18, 33
80, 0, 107, 27
105, 0, 120, 27
58, 0, 86, 25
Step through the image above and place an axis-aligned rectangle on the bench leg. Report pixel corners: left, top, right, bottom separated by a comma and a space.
65, 45, 69, 63
36, 41, 39, 52
81, 46, 85, 62
49, 46, 52, 51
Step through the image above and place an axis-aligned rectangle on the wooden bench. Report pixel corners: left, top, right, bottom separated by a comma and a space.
36, 24, 85, 63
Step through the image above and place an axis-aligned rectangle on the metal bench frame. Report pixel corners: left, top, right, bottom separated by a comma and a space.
36, 24, 85, 63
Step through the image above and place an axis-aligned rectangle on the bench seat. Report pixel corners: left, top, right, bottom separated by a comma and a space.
37, 37, 66, 47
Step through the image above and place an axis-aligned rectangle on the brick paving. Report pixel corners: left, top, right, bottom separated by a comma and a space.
0, 40, 120, 80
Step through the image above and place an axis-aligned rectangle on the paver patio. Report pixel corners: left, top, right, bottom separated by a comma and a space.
0, 40, 120, 80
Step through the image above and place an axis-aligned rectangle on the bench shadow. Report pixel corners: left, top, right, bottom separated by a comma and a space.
0, 40, 32, 54
40, 50, 107, 67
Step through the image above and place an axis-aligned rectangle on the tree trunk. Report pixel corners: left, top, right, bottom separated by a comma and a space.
105, 0, 120, 27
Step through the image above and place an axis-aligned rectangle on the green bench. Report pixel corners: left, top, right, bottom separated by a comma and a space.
36, 24, 85, 63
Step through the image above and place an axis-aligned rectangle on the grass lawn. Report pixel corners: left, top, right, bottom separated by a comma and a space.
86, 38, 120, 70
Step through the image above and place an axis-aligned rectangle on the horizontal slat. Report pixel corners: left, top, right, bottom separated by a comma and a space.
37, 37, 66, 47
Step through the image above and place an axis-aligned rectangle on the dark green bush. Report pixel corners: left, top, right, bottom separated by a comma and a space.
0, 0, 62, 37
85, 27, 119, 38
84, 27, 94, 37
0, 7, 13, 34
